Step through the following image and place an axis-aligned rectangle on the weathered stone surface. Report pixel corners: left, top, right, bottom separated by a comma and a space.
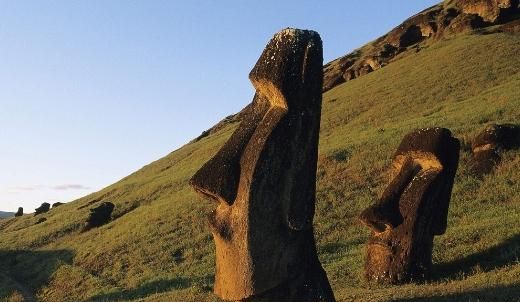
469, 124, 520, 176
455, 0, 517, 23
52, 202, 64, 208
449, 13, 487, 32
34, 203, 50, 216
190, 28, 335, 302
322, 1, 519, 92
359, 128, 460, 284
15, 207, 23, 217
84, 202, 114, 230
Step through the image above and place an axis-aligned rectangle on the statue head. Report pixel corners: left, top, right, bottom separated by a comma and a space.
470, 123, 520, 176
190, 28, 333, 301
359, 128, 460, 283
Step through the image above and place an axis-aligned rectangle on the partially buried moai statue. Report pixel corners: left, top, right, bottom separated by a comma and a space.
469, 123, 520, 177
359, 128, 460, 284
190, 28, 335, 302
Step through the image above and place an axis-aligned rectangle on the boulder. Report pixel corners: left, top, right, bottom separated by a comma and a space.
35, 217, 47, 225
14, 207, 23, 217
469, 123, 520, 176
52, 202, 64, 208
34, 203, 50, 216
359, 128, 460, 284
84, 202, 115, 230
190, 28, 335, 302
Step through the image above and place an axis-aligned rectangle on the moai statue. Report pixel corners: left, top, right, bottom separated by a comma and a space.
469, 123, 520, 176
190, 28, 335, 302
84, 202, 114, 231
34, 202, 50, 216
15, 207, 23, 217
359, 128, 460, 284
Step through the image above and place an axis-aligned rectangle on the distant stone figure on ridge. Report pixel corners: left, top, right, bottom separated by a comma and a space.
34, 202, 51, 216
15, 207, 23, 217
359, 128, 460, 284
190, 28, 335, 302
84, 202, 114, 231
469, 123, 520, 176
52, 202, 65, 208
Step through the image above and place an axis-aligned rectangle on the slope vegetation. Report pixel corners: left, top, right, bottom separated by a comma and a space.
1, 18, 520, 302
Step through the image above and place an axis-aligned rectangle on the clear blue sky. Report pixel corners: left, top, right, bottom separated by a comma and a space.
0, 0, 439, 212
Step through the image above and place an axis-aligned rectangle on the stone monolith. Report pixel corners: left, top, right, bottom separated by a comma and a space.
359, 128, 460, 284
34, 202, 50, 216
190, 28, 335, 302
84, 202, 114, 231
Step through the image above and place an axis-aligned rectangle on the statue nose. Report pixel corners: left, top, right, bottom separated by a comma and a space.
190, 95, 269, 206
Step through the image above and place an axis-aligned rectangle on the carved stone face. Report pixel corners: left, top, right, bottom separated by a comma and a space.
470, 123, 520, 176
190, 29, 334, 301
359, 128, 460, 284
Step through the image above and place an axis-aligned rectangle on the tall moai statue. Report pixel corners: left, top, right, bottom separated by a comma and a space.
359, 128, 460, 284
190, 28, 335, 302
15, 207, 23, 217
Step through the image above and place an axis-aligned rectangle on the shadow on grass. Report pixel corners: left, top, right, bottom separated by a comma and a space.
433, 233, 520, 280
397, 284, 520, 301
86, 275, 213, 302
0, 249, 74, 298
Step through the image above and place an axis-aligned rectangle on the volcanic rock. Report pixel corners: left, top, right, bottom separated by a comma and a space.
52, 202, 64, 208
322, 1, 519, 92
190, 28, 335, 302
84, 202, 115, 231
359, 128, 460, 284
35, 217, 47, 225
469, 123, 520, 176
34, 203, 50, 216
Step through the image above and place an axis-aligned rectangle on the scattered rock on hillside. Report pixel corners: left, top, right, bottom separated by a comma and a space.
84, 202, 115, 231
469, 123, 520, 176
359, 127, 460, 284
15, 207, 23, 217
323, 0, 520, 92
35, 217, 47, 225
34, 203, 50, 216
52, 202, 64, 208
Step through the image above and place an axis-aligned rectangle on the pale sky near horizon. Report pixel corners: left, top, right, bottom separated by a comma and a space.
0, 1, 439, 212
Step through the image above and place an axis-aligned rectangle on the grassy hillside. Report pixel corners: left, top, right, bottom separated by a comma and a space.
1, 30, 519, 302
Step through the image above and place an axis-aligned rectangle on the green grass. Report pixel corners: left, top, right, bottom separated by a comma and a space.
0, 30, 519, 301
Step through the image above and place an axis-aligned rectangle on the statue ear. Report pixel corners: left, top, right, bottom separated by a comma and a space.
432, 137, 460, 235
286, 128, 320, 231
